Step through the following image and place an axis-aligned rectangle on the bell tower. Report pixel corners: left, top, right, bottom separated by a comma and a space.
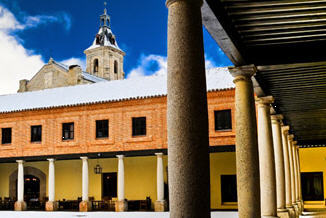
84, 2, 125, 80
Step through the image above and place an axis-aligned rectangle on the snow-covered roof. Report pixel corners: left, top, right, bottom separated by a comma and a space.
85, 27, 122, 52
52, 60, 106, 83
0, 67, 234, 114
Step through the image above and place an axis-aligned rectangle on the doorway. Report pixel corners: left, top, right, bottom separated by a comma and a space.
102, 172, 117, 200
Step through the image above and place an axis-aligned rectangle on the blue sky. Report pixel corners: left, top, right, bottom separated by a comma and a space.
0, 0, 231, 94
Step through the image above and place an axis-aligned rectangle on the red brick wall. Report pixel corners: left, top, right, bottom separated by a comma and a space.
0, 89, 235, 158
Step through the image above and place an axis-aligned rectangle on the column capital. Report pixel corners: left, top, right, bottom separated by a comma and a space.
288, 134, 295, 140
16, 160, 24, 164
293, 141, 298, 146
116, 155, 124, 159
80, 156, 88, 161
228, 64, 257, 83
255, 96, 274, 106
166, 0, 203, 7
47, 158, 55, 162
271, 114, 284, 121
281, 125, 290, 133
155, 153, 164, 157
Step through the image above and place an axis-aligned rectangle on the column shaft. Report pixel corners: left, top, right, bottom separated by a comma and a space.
288, 136, 296, 206
257, 97, 277, 217
156, 153, 164, 201
48, 159, 55, 202
229, 65, 260, 218
117, 155, 125, 201
271, 115, 286, 211
17, 161, 24, 202
166, 0, 210, 217
81, 157, 89, 202
292, 144, 299, 204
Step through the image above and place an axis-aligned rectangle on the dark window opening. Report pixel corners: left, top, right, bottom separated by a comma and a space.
221, 175, 237, 203
96, 120, 109, 138
31, 125, 42, 142
1, 128, 12, 144
301, 172, 324, 201
62, 122, 74, 141
102, 172, 117, 200
215, 110, 232, 131
93, 59, 99, 73
132, 117, 146, 136
114, 61, 118, 74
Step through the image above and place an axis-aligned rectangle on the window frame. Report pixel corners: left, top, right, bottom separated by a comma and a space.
132, 117, 147, 137
214, 109, 232, 131
30, 125, 42, 143
96, 119, 109, 139
62, 122, 74, 141
221, 174, 237, 203
1, 128, 12, 145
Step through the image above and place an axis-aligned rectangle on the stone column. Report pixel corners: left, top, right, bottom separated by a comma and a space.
288, 135, 299, 216
155, 153, 167, 211
256, 96, 278, 218
46, 159, 58, 211
271, 115, 289, 217
116, 155, 127, 212
14, 160, 26, 211
281, 126, 294, 217
79, 157, 91, 212
229, 65, 261, 218
166, 0, 210, 217
295, 145, 303, 212
293, 141, 302, 214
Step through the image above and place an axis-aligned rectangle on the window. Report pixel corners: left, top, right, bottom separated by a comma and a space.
132, 117, 146, 136
62, 123, 74, 141
96, 120, 109, 138
214, 110, 232, 131
31, 125, 42, 142
114, 61, 118, 74
221, 175, 237, 203
1, 128, 12, 144
93, 59, 99, 73
301, 172, 324, 201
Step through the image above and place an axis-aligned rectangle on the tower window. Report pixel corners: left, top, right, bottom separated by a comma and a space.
114, 61, 118, 74
93, 59, 99, 74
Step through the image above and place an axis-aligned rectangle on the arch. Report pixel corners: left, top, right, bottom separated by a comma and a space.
114, 60, 118, 74
93, 59, 99, 74
9, 166, 46, 200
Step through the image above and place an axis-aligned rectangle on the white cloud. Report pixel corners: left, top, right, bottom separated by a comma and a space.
127, 53, 217, 79
0, 5, 74, 95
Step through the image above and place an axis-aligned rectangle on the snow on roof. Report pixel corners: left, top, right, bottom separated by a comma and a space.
0, 67, 234, 114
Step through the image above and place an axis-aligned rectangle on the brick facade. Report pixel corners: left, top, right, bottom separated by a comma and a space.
0, 89, 235, 159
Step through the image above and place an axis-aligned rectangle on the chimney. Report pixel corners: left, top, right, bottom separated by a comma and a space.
18, 79, 29, 92
68, 65, 82, 85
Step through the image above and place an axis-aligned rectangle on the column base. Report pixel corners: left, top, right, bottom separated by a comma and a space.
115, 200, 128, 212
14, 201, 26, 211
46, 201, 58, 211
79, 201, 92, 212
293, 203, 299, 217
154, 200, 167, 212
277, 208, 290, 218
296, 201, 302, 214
286, 206, 295, 218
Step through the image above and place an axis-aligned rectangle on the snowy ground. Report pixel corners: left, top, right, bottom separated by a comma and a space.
0, 211, 238, 218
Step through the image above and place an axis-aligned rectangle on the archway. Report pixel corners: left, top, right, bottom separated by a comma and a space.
9, 166, 46, 201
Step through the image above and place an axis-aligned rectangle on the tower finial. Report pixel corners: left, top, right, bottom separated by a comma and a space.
104, 1, 107, 15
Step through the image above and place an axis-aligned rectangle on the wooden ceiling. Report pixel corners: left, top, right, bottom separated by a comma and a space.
202, 0, 326, 145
